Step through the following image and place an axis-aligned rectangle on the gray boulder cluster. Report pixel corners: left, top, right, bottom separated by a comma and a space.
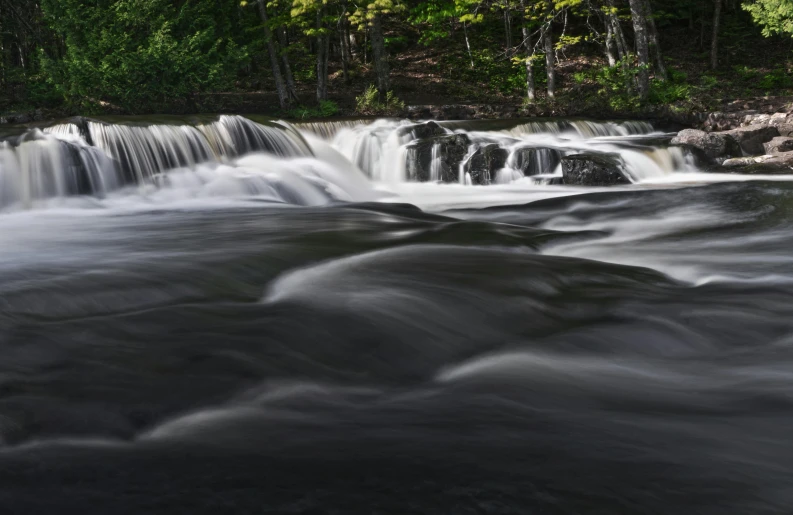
671, 112, 793, 174
402, 121, 561, 184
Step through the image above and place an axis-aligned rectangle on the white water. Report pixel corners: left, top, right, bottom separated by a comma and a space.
0, 115, 792, 212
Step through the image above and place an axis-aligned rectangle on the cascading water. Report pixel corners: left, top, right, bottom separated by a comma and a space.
0, 115, 706, 210
6, 114, 793, 514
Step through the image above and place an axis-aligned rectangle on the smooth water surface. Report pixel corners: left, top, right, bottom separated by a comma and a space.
1, 117, 793, 514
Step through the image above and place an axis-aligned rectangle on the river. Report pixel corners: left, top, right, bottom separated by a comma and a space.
1, 115, 792, 514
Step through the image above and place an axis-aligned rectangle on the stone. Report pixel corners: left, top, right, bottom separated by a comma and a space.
561, 153, 631, 186
763, 137, 793, 154
511, 147, 562, 176
723, 125, 780, 155
465, 144, 509, 185
721, 151, 793, 174
776, 124, 793, 137
406, 133, 471, 183
670, 129, 740, 163
396, 121, 447, 141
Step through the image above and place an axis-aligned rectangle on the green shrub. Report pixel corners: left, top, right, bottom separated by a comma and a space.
286, 100, 340, 119
590, 59, 642, 110
355, 85, 405, 116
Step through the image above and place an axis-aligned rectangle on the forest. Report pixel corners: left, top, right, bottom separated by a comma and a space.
0, 0, 791, 118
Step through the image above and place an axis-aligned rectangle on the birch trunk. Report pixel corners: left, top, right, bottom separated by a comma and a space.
519, 0, 535, 101
628, 0, 650, 99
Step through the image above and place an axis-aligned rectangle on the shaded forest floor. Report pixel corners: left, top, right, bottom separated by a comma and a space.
3, 16, 793, 124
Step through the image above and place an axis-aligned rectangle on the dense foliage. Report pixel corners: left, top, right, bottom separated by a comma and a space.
0, 0, 791, 115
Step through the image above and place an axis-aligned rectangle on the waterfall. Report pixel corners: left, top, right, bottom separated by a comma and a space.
294, 119, 373, 139
0, 116, 326, 210
0, 115, 701, 211
321, 118, 672, 186
0, 130, 120, 208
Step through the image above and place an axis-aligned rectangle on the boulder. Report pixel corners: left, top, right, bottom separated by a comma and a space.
670, 129, 740, 163
396, 121, 447, 141
465, 144, 508, 185
721, 151, 793, 174
723, 125, 780, 155
776, 124, 793, 137
763, 137, 793, 154
406, 133, 471, 183
511, 147, 562, 176
561, 153, 631, 186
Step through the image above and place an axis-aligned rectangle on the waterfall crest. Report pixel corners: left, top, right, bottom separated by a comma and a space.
0, 115, 701, 210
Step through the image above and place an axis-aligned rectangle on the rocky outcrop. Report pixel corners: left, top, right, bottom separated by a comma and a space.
465, 144, 508, 185
511, 147, 562, 176
723, 125, 779, 155
670, 129, 740, 164
561, 153, 631, 186
721, 151, 793, 174
764, 137, 793, 154
397, 121, 447, 140
406, 133, 471, 182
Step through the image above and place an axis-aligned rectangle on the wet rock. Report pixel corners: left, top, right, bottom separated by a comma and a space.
763, 137, 793, 154
561, 153, 631, 186
396, 121, 447, 141
406, 133, 471, 182
465, 144, 508, 185
721, 151, 793, 174
670, 129, 740, 164
511, 147, 562, 176
723, 125, 779, 155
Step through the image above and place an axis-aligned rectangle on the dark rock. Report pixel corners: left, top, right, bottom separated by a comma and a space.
561, 153, 631, 186
511, 147, 562, 176
723, 125, 779, 155
464, 144, 509, 185
396, 121, 447, 141
776, 124, 793, 137
763, 137, 793, 154
406, 133, 471, 182
670, 129, 740, 163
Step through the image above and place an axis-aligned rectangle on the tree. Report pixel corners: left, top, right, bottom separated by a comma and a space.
519, 0, 536, 100
41, 0, 246, 110
351, 0, 404, 99
252, 0, 291, 108
711, 0, 722, 69
743, 0, 793, 36
628, 0, 650, 99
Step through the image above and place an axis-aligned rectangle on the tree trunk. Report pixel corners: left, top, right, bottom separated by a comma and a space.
644, 0, 666, 78
257, 0, 289, 109
606, 0, 628, 61
339, 0, 351, 83
463, 22, 474, 68
277, 28, 299, 101
519, 0, 536, 101
543, 23, 555, 99
316, 6, 329, 101
628, 0, 650, 99
504, 8, 513, 56
339, 28, 350, 83
370, 12, 390, 97
604, 16, 617, 66
711, 0, 722, 70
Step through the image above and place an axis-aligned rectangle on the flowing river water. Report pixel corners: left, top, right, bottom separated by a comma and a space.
2, 115, 793, 514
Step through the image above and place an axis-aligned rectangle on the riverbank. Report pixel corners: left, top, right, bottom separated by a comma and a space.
3, 95, 792, 135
